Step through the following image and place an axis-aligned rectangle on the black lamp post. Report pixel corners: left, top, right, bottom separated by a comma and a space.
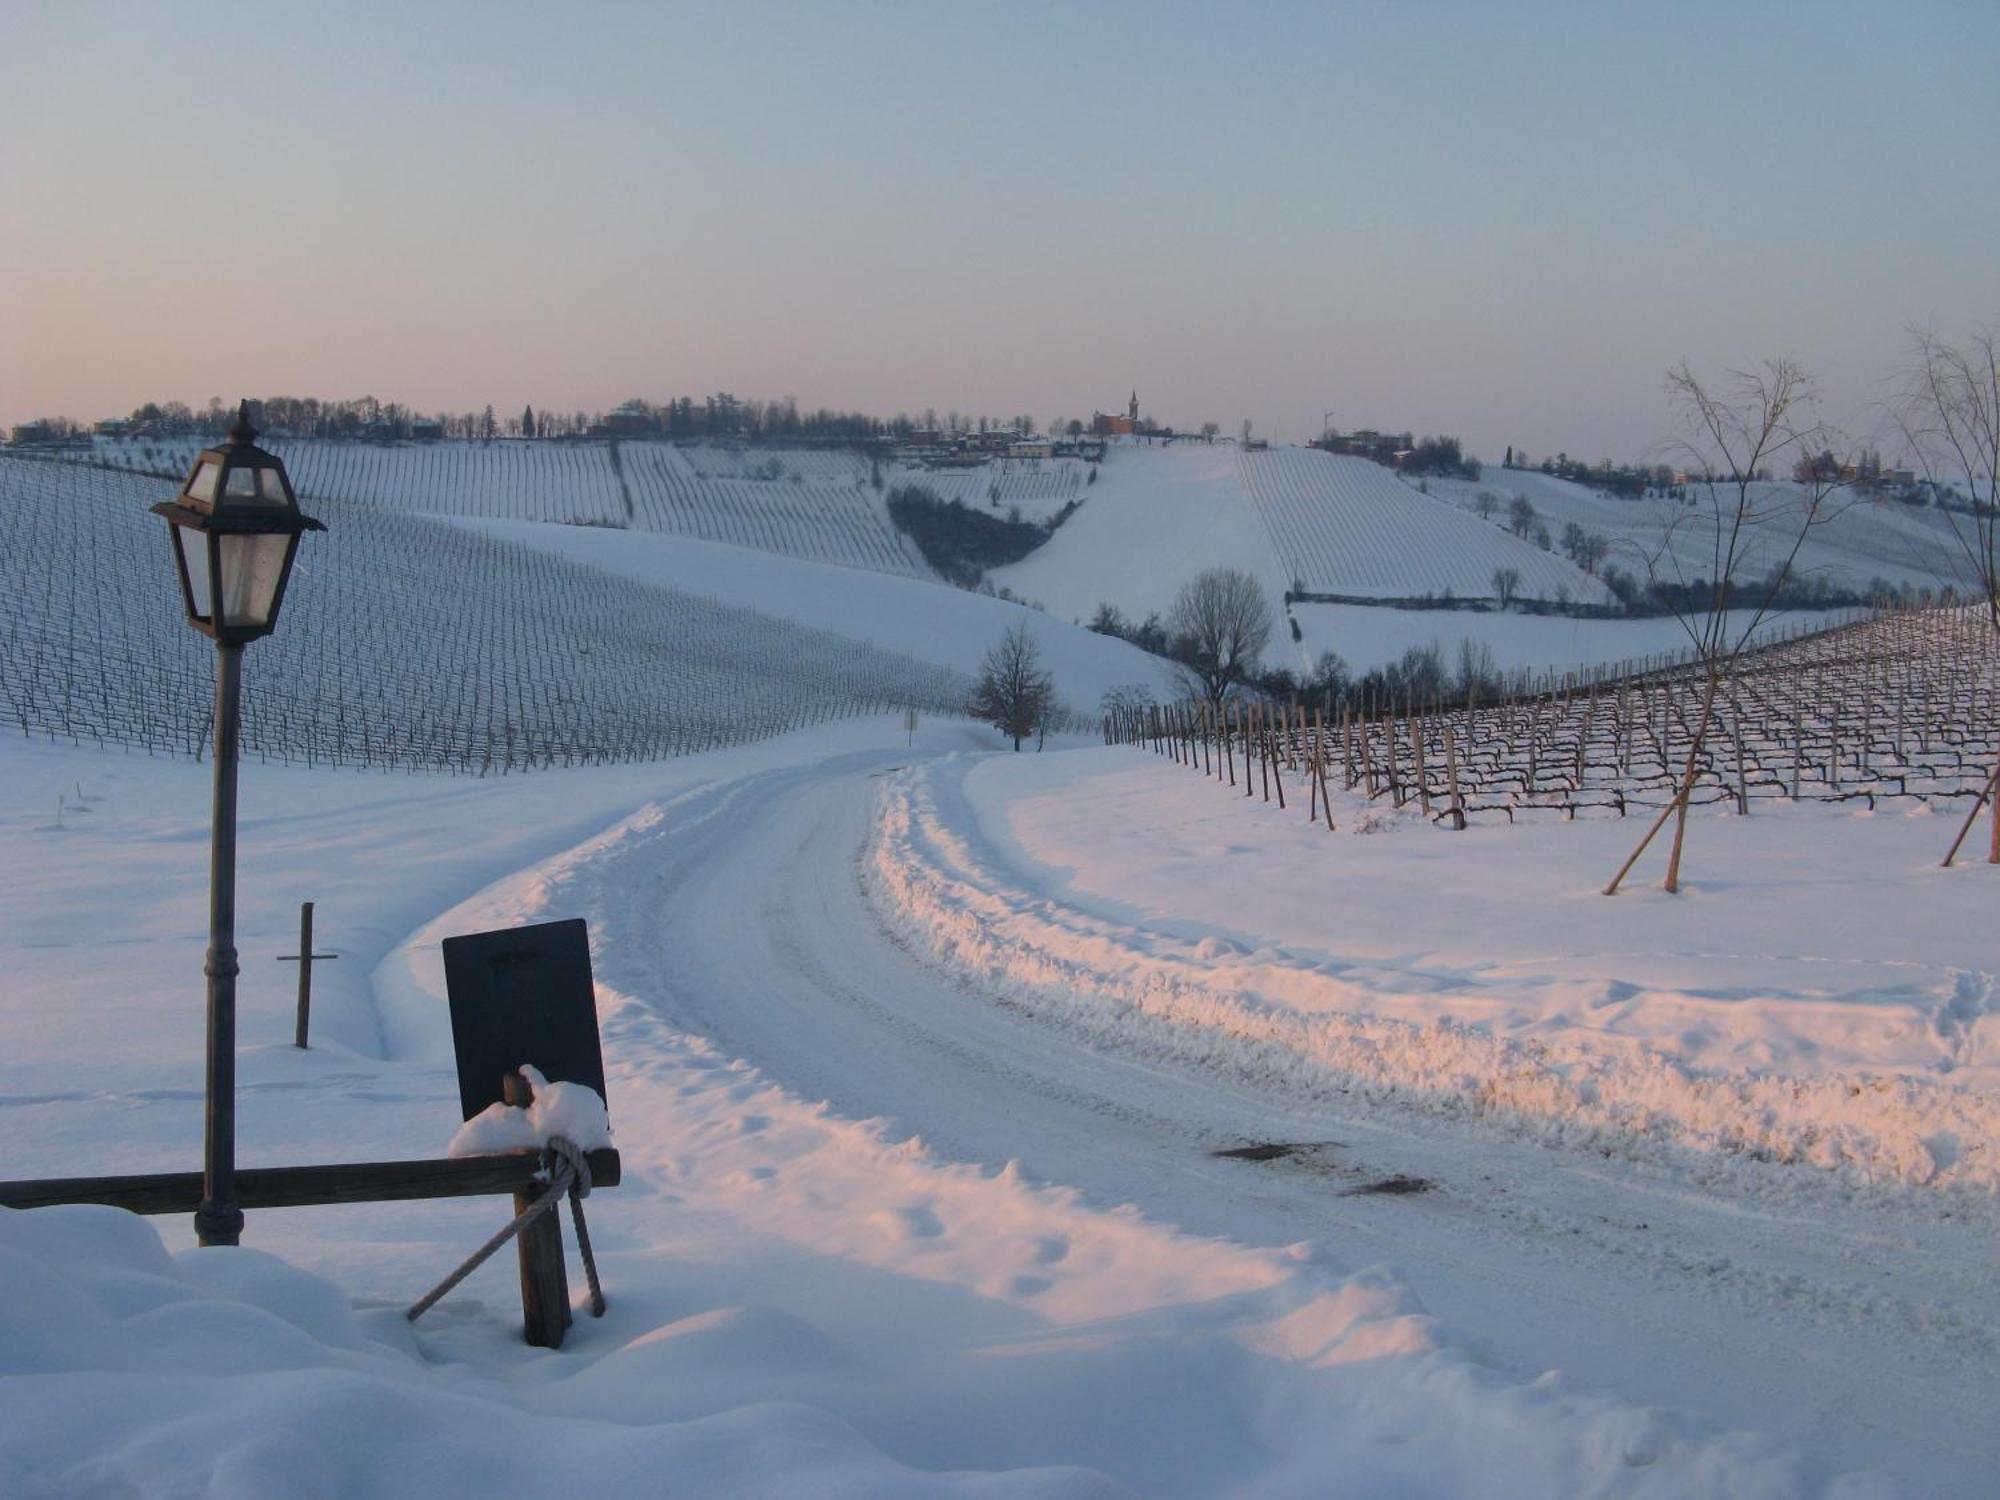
153, 401, 323, 1247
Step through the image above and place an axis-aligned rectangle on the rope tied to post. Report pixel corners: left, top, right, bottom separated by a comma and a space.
407, 1137, 606, 1325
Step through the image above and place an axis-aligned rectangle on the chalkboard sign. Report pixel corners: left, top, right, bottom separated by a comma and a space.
441, 918, 608, 1123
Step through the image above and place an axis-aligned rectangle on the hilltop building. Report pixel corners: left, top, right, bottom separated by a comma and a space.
1092, 391, 1140, 437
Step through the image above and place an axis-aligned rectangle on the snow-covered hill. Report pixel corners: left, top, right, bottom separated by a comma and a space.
989, 443, 1612, 624
1425, 468, 1966, 598
456, 518, 1177, 710
70, 436, 939, 579
0, 454, 1171, 769
41, 433, 1968, 690
0, 457, 963, 770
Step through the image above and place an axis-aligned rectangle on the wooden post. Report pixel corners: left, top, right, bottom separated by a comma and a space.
1258, 702, 1271, 802
1308, 714, 1320, 823
1800, 704, 1816, 800
1941, 758, 2000, 868
1246, 703, 1257, 799
1411, 711, 1429, 816
503, 1071, 572, 1348
1445, 722, 1465, 829
1732, 687, 1748, 815
1315, 706, 1336, 829
1269, 711, 1286, 810
277, 901, 338, 1050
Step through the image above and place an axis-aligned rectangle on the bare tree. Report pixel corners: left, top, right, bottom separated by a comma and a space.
969, 621, 1054, 751
1168, 568, 1273, 706
1507, 494, 1536, 537
1606, 359, 1852, 895
1475, 490, 1500, 521
1893, 326, 2000, 863
1895, 327, 1999, 628
1491, 567, 1521, 610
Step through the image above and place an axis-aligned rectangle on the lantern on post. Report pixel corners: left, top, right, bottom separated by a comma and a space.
153, 402, 323, 642
153, 401, 323, 1247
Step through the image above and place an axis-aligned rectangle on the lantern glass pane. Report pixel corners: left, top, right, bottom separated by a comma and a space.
216, 532, 292, 629
186, 461, 221, 505
176, 526, 213, 621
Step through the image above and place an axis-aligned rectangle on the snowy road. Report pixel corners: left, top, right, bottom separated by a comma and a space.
566, 747, 1998, 1498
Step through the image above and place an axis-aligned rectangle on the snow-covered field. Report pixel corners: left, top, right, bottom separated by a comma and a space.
1424, 470, 1966, 602
991, 443, 1606, 625
4, 725, 1994, 1496
74, 436, 937, 578
0, 456, 978, 771
454, 518, 1177, 710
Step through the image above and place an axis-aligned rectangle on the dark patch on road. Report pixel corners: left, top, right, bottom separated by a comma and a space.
1212, 1140, 1339, 1162
1341, 1174, 1434, 1197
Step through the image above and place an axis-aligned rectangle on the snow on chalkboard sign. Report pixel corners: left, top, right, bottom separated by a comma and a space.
441, 917, 608, 1124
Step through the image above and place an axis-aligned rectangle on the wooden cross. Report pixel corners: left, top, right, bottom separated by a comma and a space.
277, 901, 338, 1049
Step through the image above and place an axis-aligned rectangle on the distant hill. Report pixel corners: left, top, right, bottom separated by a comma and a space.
1425, 468, 1966, 601
988, 442, 1611, 622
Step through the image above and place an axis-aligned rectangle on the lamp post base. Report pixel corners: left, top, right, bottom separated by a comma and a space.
193, 1200, 244, 1247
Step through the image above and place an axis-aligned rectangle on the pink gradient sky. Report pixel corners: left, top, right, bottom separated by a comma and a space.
3, 2, 1992, 460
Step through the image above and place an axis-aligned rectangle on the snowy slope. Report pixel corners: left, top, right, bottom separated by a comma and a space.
989, 444, 1292, 621
0, 456, 972, 771
1427, 469, 1967, 597
1240, 448, 1609, 603
71, 437, 937, 579
457, 519, 1179, 709
990, 442, 1611, 626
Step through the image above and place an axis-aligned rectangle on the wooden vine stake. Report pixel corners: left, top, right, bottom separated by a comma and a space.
1445, 722, 1466, 830
1269, 710, 1286, 810
1941, 758, 2000, 868
1313, 705, 1335, 830
1411, 711, 1429, 816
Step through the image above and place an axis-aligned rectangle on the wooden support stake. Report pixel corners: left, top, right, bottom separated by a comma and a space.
1246, 703, 1257, 799
1270, 713, 1286, 810
1941, 758, 2000, 868
1316, 709, 1336, 830
1257, 702, 1271, 802
1411, 711, 1429, 816
1445, 722, 1465, 829
503, 1071, 572, 1349
277, 901, 338, 1050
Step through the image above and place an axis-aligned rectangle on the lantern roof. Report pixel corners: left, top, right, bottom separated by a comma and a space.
152, 401, 324, 536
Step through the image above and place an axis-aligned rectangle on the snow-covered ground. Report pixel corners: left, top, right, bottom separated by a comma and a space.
1424, 470, 1965, 601
991, 443, 1605, 626
454, 519, 1178, 710
4, 726, 1994, 1495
